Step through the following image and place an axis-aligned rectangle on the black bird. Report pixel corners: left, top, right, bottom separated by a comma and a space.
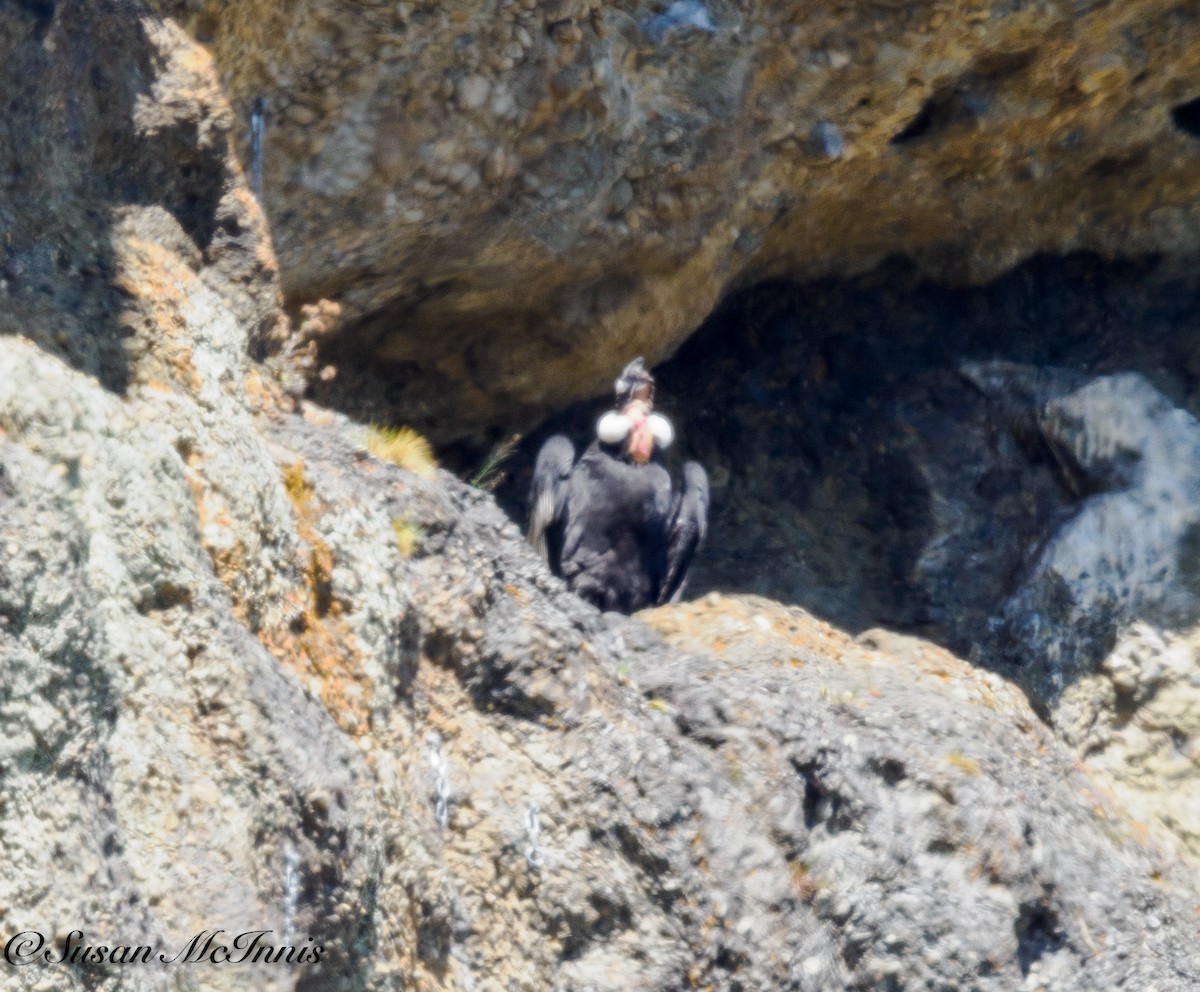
528, 358, 710, 613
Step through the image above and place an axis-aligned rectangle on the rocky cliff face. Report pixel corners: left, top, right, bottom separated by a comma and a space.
9, 314, 1200, 991
0, 3, 284, 386
3, 3, 1200, 991
149, 0, 1200, 441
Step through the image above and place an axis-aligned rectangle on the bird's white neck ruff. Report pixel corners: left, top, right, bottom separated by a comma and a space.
648, 412, 674, 448
597, 411, 631, 444
596, 411, 674, 449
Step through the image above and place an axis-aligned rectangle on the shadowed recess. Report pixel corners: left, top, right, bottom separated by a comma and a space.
497, 253, 1200, 698
1171, 95, 1200, 139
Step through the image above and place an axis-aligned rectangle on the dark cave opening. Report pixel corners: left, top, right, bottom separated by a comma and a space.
1171, 95, 1200, 139
890, 89, 956, 145
495, 253, 1200, 695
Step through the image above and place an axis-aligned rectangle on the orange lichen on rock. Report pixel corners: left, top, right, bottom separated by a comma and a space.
642, 594, 1023, 716
265, 456, 376, 738
112, 234, 220, 398
243, 365, 288, 413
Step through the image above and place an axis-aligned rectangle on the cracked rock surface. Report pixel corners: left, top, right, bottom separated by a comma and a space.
8, 354, 1200, 989
2, 4, 1200, 991
150, 0, 1200, 439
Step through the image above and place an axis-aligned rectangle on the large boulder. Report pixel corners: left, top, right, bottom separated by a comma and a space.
962, 362, 1200, 704
147, 0, 1200, 440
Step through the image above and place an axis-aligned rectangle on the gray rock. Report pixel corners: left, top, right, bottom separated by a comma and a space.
966, 364, 1200, 705
1, 6, 1198, 990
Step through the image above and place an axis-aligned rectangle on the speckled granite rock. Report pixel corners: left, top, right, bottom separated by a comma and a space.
3, 4, 1200, 991
149, 0, 1200, 439
0, 3, 285, 385
1059, 622, 1200, 864
0, 6, 370, 989
638, 598, 1200, 991
6, 327, 1200, 990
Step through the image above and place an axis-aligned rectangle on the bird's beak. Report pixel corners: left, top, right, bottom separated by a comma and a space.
629, 423, 653, 464
624, 400, 653, 464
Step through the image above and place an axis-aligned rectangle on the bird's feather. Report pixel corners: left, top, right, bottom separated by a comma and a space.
527, 435, 575, 568
660, 461, 710, 605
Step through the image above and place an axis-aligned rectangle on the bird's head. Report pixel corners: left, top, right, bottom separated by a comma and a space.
614, 357, 655, 409
597, 358, 674, 464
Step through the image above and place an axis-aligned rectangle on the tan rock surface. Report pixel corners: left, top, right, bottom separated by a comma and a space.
154, 0, 1200, 438
1059, 622, 1200, 864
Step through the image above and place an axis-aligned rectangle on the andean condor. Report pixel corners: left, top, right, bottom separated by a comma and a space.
528, 358, 710, 613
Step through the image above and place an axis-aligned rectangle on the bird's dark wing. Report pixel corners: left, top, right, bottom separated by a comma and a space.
527, 435, 576, 573
659, 461, 710, 605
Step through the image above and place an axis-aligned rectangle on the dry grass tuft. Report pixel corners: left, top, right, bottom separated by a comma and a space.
367, 425, 437, 479
946, 750, 981, 775
471, 432, 522, 491
392, 518, 423, 558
